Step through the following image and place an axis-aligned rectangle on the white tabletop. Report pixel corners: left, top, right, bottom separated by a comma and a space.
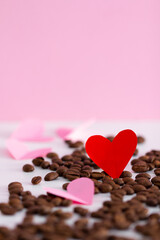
0, 121, 160, 239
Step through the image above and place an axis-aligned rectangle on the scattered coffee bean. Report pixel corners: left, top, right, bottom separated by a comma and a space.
46, 152, 59, 159
154, 168, 160, 176
120, 171, 132, 178
151, 176, 160, 187
31, 176, 42, 185
137, 135, 145, 144
98, 183, 112, 193
32, 157, 44, 166
23, 164, 34, 172
74, 207, 89, 216
44, 172, 59, 181
62, 183, 69, 190
41, 161, 50, 169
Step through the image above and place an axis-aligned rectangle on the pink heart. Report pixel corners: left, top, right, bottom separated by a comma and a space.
44, 178, 94, 205
6, 139, 51, 160
11, 119, 53, 142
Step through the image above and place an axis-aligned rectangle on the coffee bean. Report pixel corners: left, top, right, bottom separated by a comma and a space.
154, 168, 160, 176
91, 172, 103, 180
146, 197, 158, 206
98, 183, 112, 193
32, 157, 44, 166
50, 163, 59, 170
120, 171, 132, 178
46, 152, 59, 159
61, 199, 72, 207
106, 135, 114, 142
68, 140, 84, 148
31, 176, 42, 185
135, 177, 152, 188
133, 148, 138, 156
23, 164, 34, 172
8, 182, 22, 189
0, 203, 16, 215
56, 166, 68, 176
41, 161, 50, 169
74, 207, 89, 216
132, 161, 149, 172
122, 185, 134, 195
113, 178, 124, 185
133, 184, 146, 192
9, 198, 23, 211
135, 173, 151, 179
44, 172, 59, 181
113, 213, 130, 229
62, 183, 69, 190
137, 135, 145, 144
151, 176, 160, 187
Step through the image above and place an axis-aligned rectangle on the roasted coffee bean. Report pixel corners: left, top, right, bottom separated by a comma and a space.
80, 170, 91, 177
146, 197, 158, 206
154, 168, 160, 176
31, 176, 42, 185
56, 166, 68, 176
120, 171, 132, 178
137, 135, 145, 143
62, 183, 69, 190
133, 184, 146, 192
98, 183, 112, 193
153, 159, 160, 168
41, 161, 50, 169
8, 184, 24, 195
91, 172, 103, 180
151, 176, 160, 187
131, 159, 140, 165
44, 172, 59, 181
51, 158, 63, 165
66, 174, 79, 181
8, 182, 22, 189
23, 164, 34, 172
50, 163, 59, 170
9, 198, 23, 211
132, 161, 149, 172
113, 213, 130, 229
106, 135, 114, 142
0, 203, 16, 215
46, 152, 59, 159
61, 199, 72, 207
74, 207, 89, 216
122, 185, 134, 195
32, 157, 44, 166
135, 173, 151, 179
113, 178, 124, 185
68, 140, 84, 148
133, 148, 138, 156
61, 155, 73, 161
135, 177, 152, 188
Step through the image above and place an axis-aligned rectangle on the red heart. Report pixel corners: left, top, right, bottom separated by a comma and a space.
85, 129, 137, 179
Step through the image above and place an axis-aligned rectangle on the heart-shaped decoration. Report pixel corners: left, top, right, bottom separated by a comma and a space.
44, 177, 94, 205
85, 129, 137, 178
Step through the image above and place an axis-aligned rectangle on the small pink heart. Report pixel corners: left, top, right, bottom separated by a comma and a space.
67, 178, 94, 205
44, 177, 94, 205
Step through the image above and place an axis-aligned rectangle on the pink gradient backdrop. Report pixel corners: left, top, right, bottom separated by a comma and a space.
0, 0, 160, 120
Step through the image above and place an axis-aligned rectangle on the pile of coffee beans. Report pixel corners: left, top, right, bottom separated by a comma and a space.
1, 134, 160, 240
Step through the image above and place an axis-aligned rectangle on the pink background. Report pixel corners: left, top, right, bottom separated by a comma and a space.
0, 0, 160, 120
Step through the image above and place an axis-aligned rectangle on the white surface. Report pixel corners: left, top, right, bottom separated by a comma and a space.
0, 121, 160, 239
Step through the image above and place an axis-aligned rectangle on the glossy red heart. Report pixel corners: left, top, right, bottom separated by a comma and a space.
85, 129, 137, 179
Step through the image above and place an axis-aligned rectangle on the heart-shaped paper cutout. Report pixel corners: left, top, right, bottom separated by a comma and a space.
44, 177, 94, 205
11, 119, 53, 142
85, 129, 137, 179
6, 139, 51, 160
